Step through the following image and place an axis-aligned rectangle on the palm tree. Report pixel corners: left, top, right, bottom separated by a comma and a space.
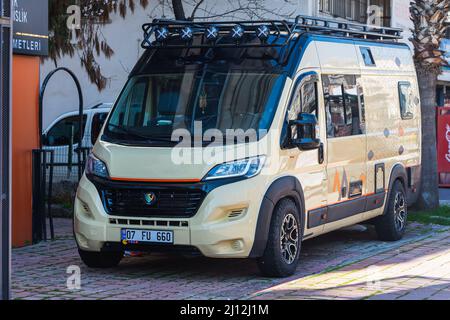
410, 0, 449, 209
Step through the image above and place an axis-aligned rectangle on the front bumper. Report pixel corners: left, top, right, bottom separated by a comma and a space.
74, 174, 267, 258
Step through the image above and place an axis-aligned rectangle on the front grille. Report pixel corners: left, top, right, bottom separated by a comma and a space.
100, 187, 206, 218
109, 218, 189, 228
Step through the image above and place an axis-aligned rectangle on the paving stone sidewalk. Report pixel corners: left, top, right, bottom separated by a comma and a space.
11, 218, 450, 300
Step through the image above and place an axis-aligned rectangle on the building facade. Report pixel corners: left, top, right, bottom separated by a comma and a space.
40, 0, 411, 129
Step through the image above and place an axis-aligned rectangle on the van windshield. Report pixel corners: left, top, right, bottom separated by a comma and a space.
103, 67, 287, 146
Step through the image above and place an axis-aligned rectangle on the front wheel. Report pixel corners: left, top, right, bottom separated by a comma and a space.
257, 198, 302, 277
78, 249, 123, 268
375, 180, 408, 241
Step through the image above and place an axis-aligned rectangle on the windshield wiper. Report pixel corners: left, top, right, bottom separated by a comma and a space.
106, 123, 178, 144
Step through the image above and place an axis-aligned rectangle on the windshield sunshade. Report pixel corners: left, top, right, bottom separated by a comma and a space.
104, 68, 286, 146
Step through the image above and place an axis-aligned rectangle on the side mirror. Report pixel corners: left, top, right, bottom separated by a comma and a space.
288, 113, 321, 150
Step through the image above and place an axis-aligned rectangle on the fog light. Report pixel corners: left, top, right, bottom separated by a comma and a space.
231, 240, 244, 251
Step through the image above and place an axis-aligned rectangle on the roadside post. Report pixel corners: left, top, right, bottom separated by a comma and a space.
0, 0, 12, 300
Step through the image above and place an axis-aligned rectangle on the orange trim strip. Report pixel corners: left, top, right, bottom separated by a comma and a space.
110, 177, 201, 183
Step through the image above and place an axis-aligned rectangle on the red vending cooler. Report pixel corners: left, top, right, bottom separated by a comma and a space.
437, 106, 450, 187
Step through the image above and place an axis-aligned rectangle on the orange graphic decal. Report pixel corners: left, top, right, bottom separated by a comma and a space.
360, 173, 366, 190
333, 170, 341, 194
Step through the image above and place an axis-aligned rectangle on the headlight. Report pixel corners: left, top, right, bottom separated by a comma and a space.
203, 156, 266, 181
85, 153, 109, 178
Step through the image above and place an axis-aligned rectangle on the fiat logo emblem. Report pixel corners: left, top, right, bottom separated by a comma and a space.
144, 192, 156, 206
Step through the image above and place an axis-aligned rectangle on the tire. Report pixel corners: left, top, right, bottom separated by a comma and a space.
375, 180, 408, 241
257, 198, 302, 278
78, 248, 123, 268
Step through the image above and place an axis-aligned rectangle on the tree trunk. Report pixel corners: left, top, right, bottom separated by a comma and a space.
172, 0, 186, 20
415, 69, 440, 210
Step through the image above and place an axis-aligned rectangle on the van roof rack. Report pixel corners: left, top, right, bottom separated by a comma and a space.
294, 15, 402, 41
141, 15, 402, 50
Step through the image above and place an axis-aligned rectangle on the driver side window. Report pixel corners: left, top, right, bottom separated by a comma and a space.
287, 78, 318, 139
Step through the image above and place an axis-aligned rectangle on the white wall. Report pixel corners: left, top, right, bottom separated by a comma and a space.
390, 0, 413, 49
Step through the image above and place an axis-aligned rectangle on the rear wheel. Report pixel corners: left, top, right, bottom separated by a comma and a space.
78, 249, 123, 268
375, 180, 408, 241
257, 198, 302, 277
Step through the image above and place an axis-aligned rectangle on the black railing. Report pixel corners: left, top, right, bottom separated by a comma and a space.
33, 68, 86, 243
32, 150, 55, 243
31, 146, 91, 243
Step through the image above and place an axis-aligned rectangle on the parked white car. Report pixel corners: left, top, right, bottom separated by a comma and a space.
43, 103, 112, 179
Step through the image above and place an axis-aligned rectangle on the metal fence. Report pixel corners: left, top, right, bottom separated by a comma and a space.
32, 144, 90, 242
34, 119, 92, 242
43, 130, 92, 182
33, 67, 88, 242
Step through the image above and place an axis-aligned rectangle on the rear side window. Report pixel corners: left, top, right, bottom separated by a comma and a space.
323, 75, 366, 138
398, 82, 414, 120
360, 47, 375, 66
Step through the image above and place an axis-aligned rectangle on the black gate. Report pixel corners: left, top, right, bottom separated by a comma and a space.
32, 68, 88, 243
0, 0, 11, 300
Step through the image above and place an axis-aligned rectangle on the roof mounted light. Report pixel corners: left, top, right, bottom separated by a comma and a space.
205, 26, 219, 42
142, 15, 402, 50
180, 26, 193, 41
256, 25, 270, 41
230, 24, 244, 40
155, 27, 169, 42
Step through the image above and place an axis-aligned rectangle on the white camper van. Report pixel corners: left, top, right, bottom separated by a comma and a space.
74, 16, 421, 277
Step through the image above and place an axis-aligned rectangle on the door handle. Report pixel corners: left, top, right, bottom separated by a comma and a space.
318, 143, 324, 164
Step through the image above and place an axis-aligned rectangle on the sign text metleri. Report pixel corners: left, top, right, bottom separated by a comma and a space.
13, 0, 48, 56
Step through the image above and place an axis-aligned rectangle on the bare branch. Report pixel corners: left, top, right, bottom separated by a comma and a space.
189, 0, 206, 20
